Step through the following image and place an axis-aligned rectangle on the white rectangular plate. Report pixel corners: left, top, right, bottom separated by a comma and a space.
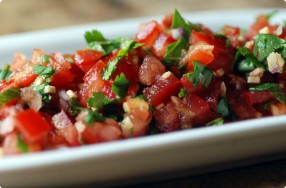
0, 8, 286, 187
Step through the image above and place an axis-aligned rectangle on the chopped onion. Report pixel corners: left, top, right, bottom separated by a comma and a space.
171, 28, 185, 40
21, 87, 42, 111
0, 117, 15, 135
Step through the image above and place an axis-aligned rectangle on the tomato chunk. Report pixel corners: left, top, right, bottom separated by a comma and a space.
15, 109, 52, 144
74, 49, 103, 73
135, 20, 162, 47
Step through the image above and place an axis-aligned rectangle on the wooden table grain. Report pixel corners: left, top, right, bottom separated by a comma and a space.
1, 0, 286, 187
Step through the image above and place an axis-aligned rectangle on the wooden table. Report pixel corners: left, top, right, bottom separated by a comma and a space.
1, 0, 286, 187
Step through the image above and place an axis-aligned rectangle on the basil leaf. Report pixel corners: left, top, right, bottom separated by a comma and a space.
85, 110, 105, 125
102, 40, 143, 80
206, 117, 224, 126
253, 34, 285, 61
33, 64, 55, 76
249, 83, 285, 103
0, 64, 11, 80
0, 88, 20, 106
111, 73, 130, 99
183, 62, 213, 88
163, 38, 187, 66
17, 134, 29, 153
216, 97, 230, 117
87, 91, 109, 109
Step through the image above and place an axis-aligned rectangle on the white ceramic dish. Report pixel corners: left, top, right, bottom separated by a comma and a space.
0, 8, 286, 187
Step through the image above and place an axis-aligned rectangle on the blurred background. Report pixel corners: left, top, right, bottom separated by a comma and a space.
0, 0, 285, 35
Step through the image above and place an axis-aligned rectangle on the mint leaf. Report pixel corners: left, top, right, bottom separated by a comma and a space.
85, 110, 105, 125
0, 64, 11, 80
216, 97, 230, 117
87, 91, 109, 109
163, 38, 187, 66
183, 62, 213, 88
102, 40, 142, 80
33, 64, 55, 76
0, 88, 20, 106
253, 34, 285, 61
249, 83, 285, 103
111, 73, 130, 99
17, 134, 29, 153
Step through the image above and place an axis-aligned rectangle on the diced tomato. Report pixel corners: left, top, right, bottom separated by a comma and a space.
200, 79, 222, 111
143, 72, 182, 107
162, 13, 173, 28
222, 25, 243, 47
152, 32, 176, 59
243, 90, 274, 105
180, 77, 204, 94
153, 101, 180, 132
51, 70, 74, 89
0, 79, 14, 91
139, 55, 166, 86
14, 109, 52, 144
190, 30, 235, 74
74, 49, 103, 73
14, 74, 38, 87
135, 20, 163, 47
79, 60, 116, 106
246, 15, 269, 40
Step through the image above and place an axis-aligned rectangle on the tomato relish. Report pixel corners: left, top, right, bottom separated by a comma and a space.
0, 10, 286, 155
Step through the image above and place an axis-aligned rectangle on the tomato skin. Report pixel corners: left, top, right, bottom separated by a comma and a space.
74, 49, 103, 73
222, 25, 243, 47
135, 20, 162, 47
14, 109, 52, 144
243, 91, 273, 105
162, 13, 173, 29
180, 77, 204, 94
14, 74, 38, 88
143, 72, 182, 107
200, 79, 222, 111
246, 15, 268, 40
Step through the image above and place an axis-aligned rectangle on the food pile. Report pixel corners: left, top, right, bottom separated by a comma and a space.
0, 10, 285, 155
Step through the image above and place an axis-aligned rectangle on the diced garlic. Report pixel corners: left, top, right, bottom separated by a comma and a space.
274, 25, 283, 36
247, 76, 260, 84
44, 85, 56, 94
161, 71, 171, 79
259, 26, 270, 34
33, 76, 45, 86
66, 90, 78, 99
220, 82, 226, 97
249, 67, 265, 77
213, 68, 224, 77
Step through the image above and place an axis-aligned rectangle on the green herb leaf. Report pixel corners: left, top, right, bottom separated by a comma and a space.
0, 64, 12, 80
206, 117, 224, 126
85, 110, 105, 125
88, 38, 122, 56
102, 40, 143, 80
87, 91, 109, 109
69, 97, 82, 116
216, 97, 230, 117
265, 10, 278, 20
111, 73, 130, 99
253, 34, 285, 62
0, 88, 20, 106
178, 88, 187, 98
40, 54, 51, 63
249, 83, 285, 103
33, 64, 55, 76
163, 38, 187, 66
84, 30, 105, 44
17, 134, 29, 153
183, 62, 213, 88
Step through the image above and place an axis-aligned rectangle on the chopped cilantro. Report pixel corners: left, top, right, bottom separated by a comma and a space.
102, 40, 143, 80
163, 38, 187, 66
249, 83, 285, 103
0, 88, 20, 106
0, 64, 12, 80
40, 54, 51, 63
216, 97, 230, 117
111, 73, 130, 99
31, 76, 52, 104
87, 91, 109, 109
206, 117, 224, 126
84, 30, 105, 44
33, 64, 55, 76
69, 97, 82, 116
253, 34, 285, 62
17, 134, 29, 153
85, 110, 105, 125
178, 88, 187, 98
183, 62, 213, 88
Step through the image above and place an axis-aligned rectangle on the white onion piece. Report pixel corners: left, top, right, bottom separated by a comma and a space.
171, 28, 185, 40
0, 117, 15, 135
21, 87, 43, 111
52, 110, 73, 131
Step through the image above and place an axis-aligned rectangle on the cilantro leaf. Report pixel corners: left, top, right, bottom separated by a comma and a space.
183, 62, 213, 88
163, 38, 187, 66
40, 54, 51, 63
102, 40, 143, 80
265, 10, 278, 20
253, 34, 285, 62
206, 117, 224, 126
33, 64, 55, 76
233, 47, 264, 72
0, 88, 20, 106
17, 134, 29, 153
249, 83, 285, 103
216, 97, 230, 117
84, 30, 105, 44
111, 73, 130, 99
87, 91, 109, 109
69, 97, 82, 116
172, 9, 200, 40
0, 64, 11, 80
31, 77, 52, 104
85, 110, 105, 125
178, 88, 187, 98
